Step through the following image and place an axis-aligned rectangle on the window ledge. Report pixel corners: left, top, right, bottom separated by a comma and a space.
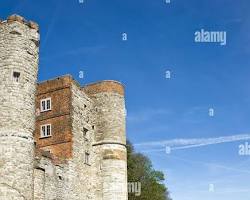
84, 163, 91, 166
39, 135, 52, 139
40, 109, 52, 113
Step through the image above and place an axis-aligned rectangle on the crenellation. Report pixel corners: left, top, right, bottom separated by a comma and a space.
28, 21, 39, 31
7, 14, 25, 23
4, 14, 39, 32
83, 80, 125, 96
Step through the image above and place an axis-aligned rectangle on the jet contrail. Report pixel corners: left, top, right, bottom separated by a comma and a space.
135, 134, 250, 151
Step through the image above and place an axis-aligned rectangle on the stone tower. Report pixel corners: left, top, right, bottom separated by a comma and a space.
85, 81, 128, 200
0, 14, 39, 200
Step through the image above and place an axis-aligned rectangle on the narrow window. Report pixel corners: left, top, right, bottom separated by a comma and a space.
42, 126, 46, 136
13, 71, 20, 82
42, 101, 46, 111
46, 99, 51, 110
40, 98, 52, 112
40, 124, 52, 138
83, 127, 88, 141
47, 125, 51, 136
84, 152, 90, 165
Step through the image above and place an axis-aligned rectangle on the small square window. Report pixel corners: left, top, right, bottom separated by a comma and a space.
40, 98, 52, 112
84, 152, 90, 165
13, 71, 20, 82
40, 124, 52, 138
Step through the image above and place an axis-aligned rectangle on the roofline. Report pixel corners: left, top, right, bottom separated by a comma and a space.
37, 75, 125, 89
37, 74, 73, 85
83, 80, 125, 89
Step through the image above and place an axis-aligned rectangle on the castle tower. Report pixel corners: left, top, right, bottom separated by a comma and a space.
0, 15, 39, 199
84, 81, 128, 200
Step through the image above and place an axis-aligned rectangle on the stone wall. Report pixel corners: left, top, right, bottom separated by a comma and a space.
33, 168, 45, 200
34, 155, 67, 200
62, 82, 98, 200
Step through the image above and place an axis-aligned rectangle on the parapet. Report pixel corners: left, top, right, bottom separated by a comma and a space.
83, 80, 125, 96
37, 75, 74, 95
0, 14, 39, 31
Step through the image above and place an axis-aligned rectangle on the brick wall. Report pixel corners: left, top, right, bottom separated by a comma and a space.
35, 76, 73, 162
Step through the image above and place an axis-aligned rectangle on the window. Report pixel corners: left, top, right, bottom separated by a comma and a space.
13, 71, 20, 82
83, 127, 88, 141
40, 98, 52, 112
84, 152, 90, 165
40, 124, 52, 138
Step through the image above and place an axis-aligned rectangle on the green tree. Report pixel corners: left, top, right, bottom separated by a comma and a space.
127, 141, 172, 200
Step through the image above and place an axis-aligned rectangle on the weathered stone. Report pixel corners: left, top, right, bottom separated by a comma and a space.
7, 14, 25, 23
0, 14, 39, 200
28, 21, 39, 31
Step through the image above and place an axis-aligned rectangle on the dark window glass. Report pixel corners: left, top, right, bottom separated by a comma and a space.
13, 72, 20, 82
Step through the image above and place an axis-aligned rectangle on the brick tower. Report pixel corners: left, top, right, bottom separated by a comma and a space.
0, 14, 39, 199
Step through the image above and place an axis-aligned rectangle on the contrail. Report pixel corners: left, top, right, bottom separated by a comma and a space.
135, 134, 250, 151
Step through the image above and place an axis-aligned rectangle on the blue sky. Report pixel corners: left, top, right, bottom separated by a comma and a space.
1, 0, 250, 199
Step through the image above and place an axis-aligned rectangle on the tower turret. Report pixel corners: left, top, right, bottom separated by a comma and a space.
84, 81, 128, 200
0, 14, 39, 199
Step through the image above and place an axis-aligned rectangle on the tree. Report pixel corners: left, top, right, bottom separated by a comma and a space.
127, 141, 172, 200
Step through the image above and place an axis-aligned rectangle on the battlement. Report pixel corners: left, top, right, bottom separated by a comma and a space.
0, 14, 39, 31
37, 75, 73, 95
37, 74, 125, 96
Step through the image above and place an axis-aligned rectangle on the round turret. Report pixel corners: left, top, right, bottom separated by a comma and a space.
0, 14, 39, 199
84, 80, 126, 144
84, 81, 128, 200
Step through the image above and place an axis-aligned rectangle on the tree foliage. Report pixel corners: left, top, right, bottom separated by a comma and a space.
127, 141, 172, 200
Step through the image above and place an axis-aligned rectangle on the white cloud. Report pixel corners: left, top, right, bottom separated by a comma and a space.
135, 134, 250, 151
